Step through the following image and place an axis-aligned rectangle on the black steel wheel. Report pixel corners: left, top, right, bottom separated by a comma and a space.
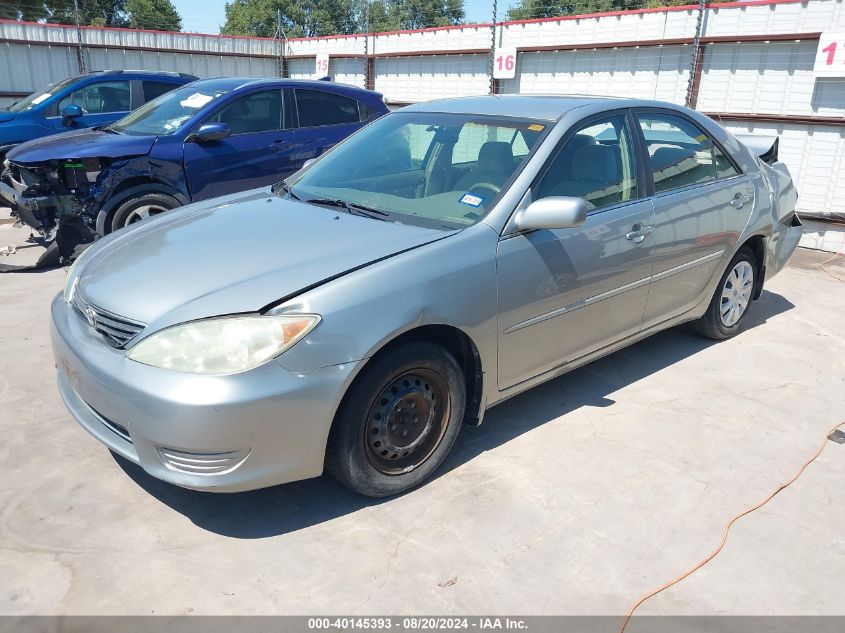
364, 368, 451, 475
326, 341, 465, 497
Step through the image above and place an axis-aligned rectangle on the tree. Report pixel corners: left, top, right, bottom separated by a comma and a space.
126, 0, 182, 31
222, 0, 361, 38
384, 0, 465, 30
221, 0, 465, 38
0, 0, 48, 21
506, 0, 688, 21
43, 0, 130, 27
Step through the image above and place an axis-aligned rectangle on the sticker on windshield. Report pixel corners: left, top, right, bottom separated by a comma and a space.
179, 93, 214, 109
459, 192, 484, 208
31, 93, 51, 105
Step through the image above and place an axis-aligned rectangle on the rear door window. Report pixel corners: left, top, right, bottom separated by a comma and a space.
636, 112, 739, 193
142, 81, 179, 103
360, 102, 382, 121
295, 89, 360, 127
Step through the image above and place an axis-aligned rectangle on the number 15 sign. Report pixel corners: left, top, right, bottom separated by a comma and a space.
814, 32, 845, 77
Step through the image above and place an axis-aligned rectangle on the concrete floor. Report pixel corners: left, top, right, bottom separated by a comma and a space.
1, 213, 844, 619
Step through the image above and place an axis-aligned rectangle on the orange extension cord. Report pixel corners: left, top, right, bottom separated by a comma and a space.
619, 419, 845, 633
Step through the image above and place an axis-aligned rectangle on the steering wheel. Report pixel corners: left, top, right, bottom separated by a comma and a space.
466, 182, 501, 201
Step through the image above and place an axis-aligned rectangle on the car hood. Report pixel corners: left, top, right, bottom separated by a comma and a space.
0, 111, 16, 123
7, 128, 156, 164
77, 190, 454, 330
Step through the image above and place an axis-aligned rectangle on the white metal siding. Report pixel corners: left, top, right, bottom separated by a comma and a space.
725, 120, 845, 217
697, 41, 845, 117
499, 45, 690, 104
374, 55, 489, 102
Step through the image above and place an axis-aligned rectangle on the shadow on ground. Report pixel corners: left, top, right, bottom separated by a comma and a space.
114, 289, 795, 538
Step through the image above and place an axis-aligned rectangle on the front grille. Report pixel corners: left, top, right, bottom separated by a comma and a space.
71, 292, 146, 348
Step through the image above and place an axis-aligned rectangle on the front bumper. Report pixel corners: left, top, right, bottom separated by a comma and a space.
51, 293, 361, 492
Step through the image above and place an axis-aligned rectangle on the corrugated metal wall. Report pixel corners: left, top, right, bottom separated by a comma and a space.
0, 0, 843, 218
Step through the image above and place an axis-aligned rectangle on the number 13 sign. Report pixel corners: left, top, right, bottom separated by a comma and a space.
493, 48, 517, 80
814, 32, 845, 77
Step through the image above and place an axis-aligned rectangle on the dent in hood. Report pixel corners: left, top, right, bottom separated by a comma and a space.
7, 128, 156, 164
77, 190, 455, 331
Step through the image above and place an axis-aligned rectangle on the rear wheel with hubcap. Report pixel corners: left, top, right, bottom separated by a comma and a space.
694, 246, 757, 340
326, 341, 465, 497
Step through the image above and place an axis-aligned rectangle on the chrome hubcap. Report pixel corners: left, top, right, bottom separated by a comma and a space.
125, 204, 167, 226
720, 261, 754, 327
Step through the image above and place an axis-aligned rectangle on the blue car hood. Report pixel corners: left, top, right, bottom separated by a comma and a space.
0, 111, 16, 123
7, 128, 156, 164
76, 189, 453, 331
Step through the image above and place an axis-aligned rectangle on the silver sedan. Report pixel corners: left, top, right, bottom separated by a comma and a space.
51, 96, 802, 497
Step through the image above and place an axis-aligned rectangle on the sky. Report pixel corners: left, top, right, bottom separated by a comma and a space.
171, 0, 498, 35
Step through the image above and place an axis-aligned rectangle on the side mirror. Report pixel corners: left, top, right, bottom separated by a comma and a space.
515, 196, 589, 231
61, 104, 83, 126
192, 122, 230, 142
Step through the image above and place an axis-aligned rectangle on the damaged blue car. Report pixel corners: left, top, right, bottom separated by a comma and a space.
1, 77, 387, 248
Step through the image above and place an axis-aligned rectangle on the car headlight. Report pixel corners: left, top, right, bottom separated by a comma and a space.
126, 314, 320, 375
64, 256, 83, 302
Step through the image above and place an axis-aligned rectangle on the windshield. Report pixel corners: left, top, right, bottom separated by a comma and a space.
7, 77, 80, 113
289, 112, 547, 230
108, 84, 228, 135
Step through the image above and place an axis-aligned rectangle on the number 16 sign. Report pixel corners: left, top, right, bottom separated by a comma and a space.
814, 32, 845, 77
493, 47, 517, 80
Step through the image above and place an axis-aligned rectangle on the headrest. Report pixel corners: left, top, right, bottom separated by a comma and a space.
567, 133, 596, 153
477, 141, 513, 172
651, 146, 696, 171
571, 144, 620, 183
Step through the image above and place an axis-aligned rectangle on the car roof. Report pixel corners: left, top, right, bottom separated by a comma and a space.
87, 70, 198, 81
399, 94, 683, 121
185, 77, 382, 97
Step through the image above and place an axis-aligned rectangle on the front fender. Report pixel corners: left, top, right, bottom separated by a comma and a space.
270, 223, 500, 402
91, 156, 189, 234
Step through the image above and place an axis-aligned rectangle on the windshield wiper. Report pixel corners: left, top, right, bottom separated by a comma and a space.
100, 126, 121, 134
304, 197, 390, 221
271, 180, 299, 200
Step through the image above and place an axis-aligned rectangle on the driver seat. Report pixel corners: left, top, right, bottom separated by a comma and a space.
454, 141, 513, 192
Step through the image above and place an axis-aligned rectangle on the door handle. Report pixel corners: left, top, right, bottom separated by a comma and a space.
625, 223, 653, 244
730, 192, 751, 209
269, 140, 289, 150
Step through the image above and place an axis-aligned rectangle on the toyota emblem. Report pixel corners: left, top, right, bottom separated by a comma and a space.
84, 306, 97, 327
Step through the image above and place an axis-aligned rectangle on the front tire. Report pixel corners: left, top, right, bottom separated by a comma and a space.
109, 192, 181, 233
326, 341, 466, 497
694, 247, 757, 340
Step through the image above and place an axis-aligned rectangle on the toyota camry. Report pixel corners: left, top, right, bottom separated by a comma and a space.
51, 95, 802, 497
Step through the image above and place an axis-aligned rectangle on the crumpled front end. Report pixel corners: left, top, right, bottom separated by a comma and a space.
1, 157, 103, 241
